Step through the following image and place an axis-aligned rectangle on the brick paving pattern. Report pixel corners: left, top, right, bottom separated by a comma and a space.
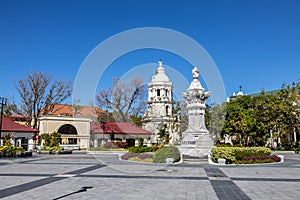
0, 153, 300, 199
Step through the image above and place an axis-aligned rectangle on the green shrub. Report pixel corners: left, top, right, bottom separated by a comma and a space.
128, 146, 151, 153
40, 132, 61, 147
0, 146, 24, 157
153, 146, 180, 163
235, 159, 274, 164
216, 143, 233, 147
138, 137, 144, 147
128, 146, 158, 153
43, 146, 63, 154
211, 147, 236, 164
211, 147, 272, 164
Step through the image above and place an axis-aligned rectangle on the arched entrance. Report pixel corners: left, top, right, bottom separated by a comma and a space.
58, 124, 78, 144
58, 124, 77, 135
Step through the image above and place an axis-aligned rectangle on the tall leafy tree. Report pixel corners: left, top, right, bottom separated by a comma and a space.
16, 71, 72, 129
206, 103, 227, 141
221, 80, 300, 146
275, 82, 300, 141
223, 97, 256, 146
157, 122, 171, 144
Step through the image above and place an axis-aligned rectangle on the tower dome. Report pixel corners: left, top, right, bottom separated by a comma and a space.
151, 60, 170, 82
236, 86, 244, 96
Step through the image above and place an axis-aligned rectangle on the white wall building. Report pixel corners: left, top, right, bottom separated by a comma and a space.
39, 116, 91, 150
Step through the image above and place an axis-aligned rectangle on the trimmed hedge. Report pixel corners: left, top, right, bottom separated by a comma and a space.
211, 147, 272, 164
153, 146, 180, 163
128, 146, 161, 153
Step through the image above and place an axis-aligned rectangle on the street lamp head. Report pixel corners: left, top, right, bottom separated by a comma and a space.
0, 97, 7, 105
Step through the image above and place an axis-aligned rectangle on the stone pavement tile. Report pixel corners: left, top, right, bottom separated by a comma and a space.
168, 166, 208, 177
221, 166, 300, 179
85, 164, 167, 175
2, 176, 217, 200
234, 181, 300, 200
82, 164, 208, 179
0, 176, 48, 191
0, 162, 96, 176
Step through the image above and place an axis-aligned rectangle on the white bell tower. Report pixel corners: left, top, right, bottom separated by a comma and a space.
142, 60, 175, 143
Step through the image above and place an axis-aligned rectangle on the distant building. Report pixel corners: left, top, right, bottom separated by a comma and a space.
227, 86, 245, 102
38, 104, 153, 149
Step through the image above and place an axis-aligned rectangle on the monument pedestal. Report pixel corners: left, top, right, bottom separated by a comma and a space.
179, 133, 213, 159
179, 67, 213, 160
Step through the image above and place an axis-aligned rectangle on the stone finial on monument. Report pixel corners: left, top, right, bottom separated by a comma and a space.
192, 67, 200, 79
179, 67, 213, 159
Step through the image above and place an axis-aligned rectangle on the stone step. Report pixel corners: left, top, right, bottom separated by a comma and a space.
182, 158, 208, 164
182, 154, 208, 164
182, 154, 208, 160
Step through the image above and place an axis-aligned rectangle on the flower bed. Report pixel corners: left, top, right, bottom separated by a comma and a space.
121, 146, 180, 163
211, 147, 281, 164
128, 145, 163, 153
104, 142, 128, 149
121, 153, 153, 162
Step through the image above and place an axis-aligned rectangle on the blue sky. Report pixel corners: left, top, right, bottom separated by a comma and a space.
0, 0, 299, 105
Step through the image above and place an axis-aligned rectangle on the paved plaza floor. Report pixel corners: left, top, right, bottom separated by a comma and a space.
0, 152, 300, 200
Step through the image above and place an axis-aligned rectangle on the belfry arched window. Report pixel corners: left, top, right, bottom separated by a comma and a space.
157, 89, 160, 96
166, 105, 169, 116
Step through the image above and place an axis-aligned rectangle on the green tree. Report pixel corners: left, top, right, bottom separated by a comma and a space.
222, 80, 300, 147
157, 123, 171, 144
223, 97, 256, 146
205, 103, 227, 142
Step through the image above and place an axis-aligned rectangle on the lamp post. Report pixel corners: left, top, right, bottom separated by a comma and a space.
0, 97, 8, 144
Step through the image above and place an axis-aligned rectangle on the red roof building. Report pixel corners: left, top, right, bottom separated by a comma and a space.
90, 122, 153, 147
1, 117, 38, 133
91, 122, 152, 136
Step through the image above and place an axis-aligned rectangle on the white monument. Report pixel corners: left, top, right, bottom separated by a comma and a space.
142, 60, 176, 144
179, 67, 213, 158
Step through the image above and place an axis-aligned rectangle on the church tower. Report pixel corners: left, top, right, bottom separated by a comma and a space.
142, 60, 175, 144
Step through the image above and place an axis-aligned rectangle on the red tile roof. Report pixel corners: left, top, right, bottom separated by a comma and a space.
1, 117, 38, 133
91, 122, 152, 136
40, 104, 103, 118
10, 113, 28, 119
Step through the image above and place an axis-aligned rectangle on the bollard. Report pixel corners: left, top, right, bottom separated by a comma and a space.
218, 158, 226, 165
166, 158, 174, 164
